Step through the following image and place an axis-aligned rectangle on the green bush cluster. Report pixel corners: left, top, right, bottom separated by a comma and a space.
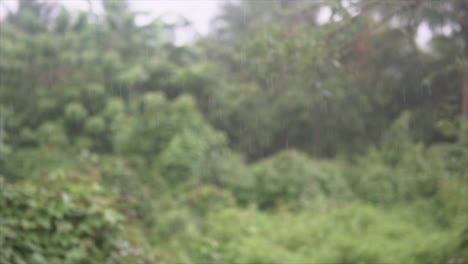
0, 171, 153, 264
147, 126, 468, 263
251, 150, 352, 210
153, 205, 462, 264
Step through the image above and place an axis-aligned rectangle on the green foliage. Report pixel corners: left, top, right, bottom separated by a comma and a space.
85, 116, 106, 136
64, 102, 88, 125
0, 172, 152, 264
114, 92, 179, 157
348, 114, 468, 210
113, 92, 241, 187
251, 150, 352, 209
154, 205, 463, 264
1, 0, 467, 263
155, 131, 207, 185
36, 122, 68, 147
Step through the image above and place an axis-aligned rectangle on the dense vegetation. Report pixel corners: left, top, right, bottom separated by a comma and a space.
0, 0, 467, 263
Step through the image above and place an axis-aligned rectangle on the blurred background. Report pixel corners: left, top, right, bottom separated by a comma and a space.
0, 0, 467, 263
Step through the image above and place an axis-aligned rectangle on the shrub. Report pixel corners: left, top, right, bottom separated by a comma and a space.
251, 150, 352, 210
0, 171, 152, 264
155, 204, 465, 264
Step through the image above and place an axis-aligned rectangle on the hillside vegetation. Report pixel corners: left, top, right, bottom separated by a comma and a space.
0, 1, 467, 263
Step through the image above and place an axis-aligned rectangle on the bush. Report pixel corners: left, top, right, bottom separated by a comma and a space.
36, 121, 68, 147
153, 204, 463, 264
347, 113, 464, 206
251, 150, 352, 210
64, 102, 88, 124
0, 171, 152, 264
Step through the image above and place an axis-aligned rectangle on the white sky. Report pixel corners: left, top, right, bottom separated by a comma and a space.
129, 0, 221, 44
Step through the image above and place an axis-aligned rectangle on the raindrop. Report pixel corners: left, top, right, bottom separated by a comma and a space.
403, 87, 406, 103
243, 4, 246, 25
0, 116, 4, 149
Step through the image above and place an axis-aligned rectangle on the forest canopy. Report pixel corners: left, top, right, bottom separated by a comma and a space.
0, 0, 467, 263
